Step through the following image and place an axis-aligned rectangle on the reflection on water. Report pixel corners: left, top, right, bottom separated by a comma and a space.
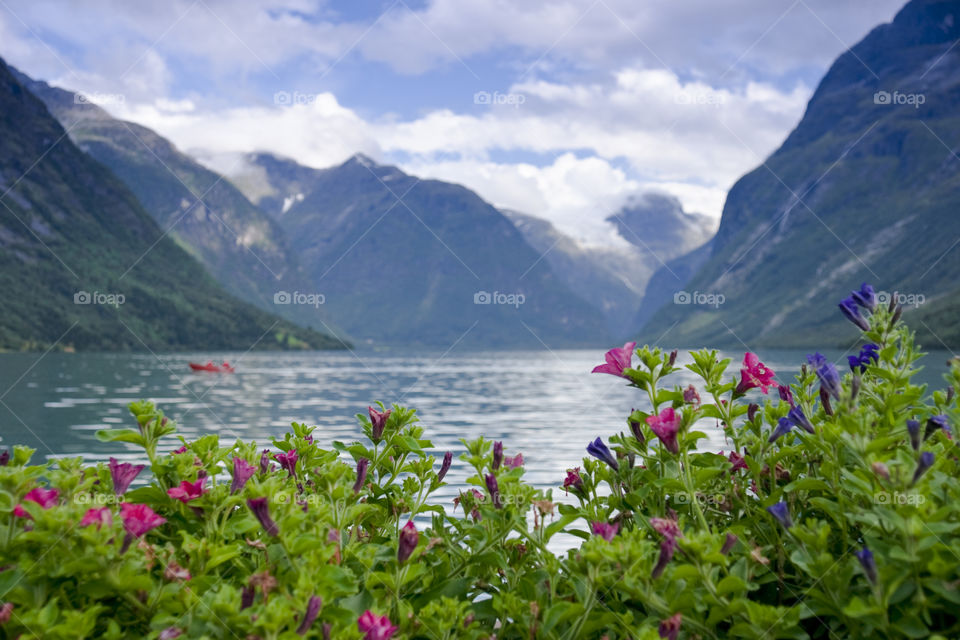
0, 348, 952, 504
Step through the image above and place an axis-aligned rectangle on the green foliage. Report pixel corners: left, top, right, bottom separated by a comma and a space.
0, 303, 959, 638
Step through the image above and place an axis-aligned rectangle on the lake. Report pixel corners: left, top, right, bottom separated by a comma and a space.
0, 348, 951, 504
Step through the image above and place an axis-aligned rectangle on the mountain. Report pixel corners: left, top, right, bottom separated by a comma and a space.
214, 152, 610, 347
607, 193, 714, 258
638, 0, 960, 348
10, 70, 342, 338
0, 58, 342, 351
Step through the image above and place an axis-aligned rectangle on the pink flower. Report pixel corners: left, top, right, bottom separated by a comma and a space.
274, 449, 299, 478
563, 467, 583, 492
230, 457, 257, 494
650, 517, 681, 579
683, 384, 701, 406
167, 477, 207, 504
358, 610, 397, 640
591, 342, 637, 378
735, 353, 777, 394
80, 506, 113, 529
504, 453, 524, 469
13, 487, 60, 518
397, 520, 419, 564
646, 408, 681, 454
659, 612, 682, 640
120, 503, 166, 538
108, 457, 145, 495
728, 451, 748, 473
171, 446, 188, 454
650, 517, 681, 541
368, 406, 392, 441
591, 521, 619, 541
0, 602, 12, 624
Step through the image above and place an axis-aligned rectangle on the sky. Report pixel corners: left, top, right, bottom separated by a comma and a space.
0, 0, 905, 245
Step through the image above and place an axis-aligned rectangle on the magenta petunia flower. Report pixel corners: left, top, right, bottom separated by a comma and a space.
108, 457, 145, 496
120, 503, 166, 538
358, 610, 397, 640
735, 353, 777, 394
658, 612, 682, 640
274, 449, 299, 479
368, 406, 392, 441
591, 342, 637, 378
437, 451, 453, 482
563, 467, 584, 492
683, 384, 701, 406
80, 506, 113, 529
504, 453, 524, 469
167, 477, 207, 504
247, 497, 279, 536
397, 520, 419, 564
650, 516, 682, 579
492, 441, 503, 470
13, 487, 60, 518
353, 458, 370, 494
646, 408, 681, 455
728, 451, 747, 473
296, 595, 323, 636
230, 457, 257, 494
591, 521, 619, 541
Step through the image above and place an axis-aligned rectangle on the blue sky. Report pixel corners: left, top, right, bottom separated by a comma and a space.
0, 0, 905, 244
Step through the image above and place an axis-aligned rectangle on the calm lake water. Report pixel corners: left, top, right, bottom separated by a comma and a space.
0, 348, 952, 503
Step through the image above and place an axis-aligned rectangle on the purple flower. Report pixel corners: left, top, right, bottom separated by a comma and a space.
683, 385, 701, 406
851, 283, 877, 312
855, 547, 878, 584
353, 458, 369, 494
231, 457, 256, 494
652, 538, 677, 579
591, 342, 637, 378
240, 585, 255, 610
247, 497, 279, 537
108, 457, 145, 496
924, 415, 950, 441
766, 501, 792, 529
721, 533, 738, 555
586, 437, 619, 471
484, 473, 502, 509
590, 521, 619, 541
786, 405, 815, 435
912, 452, 935, 485
646, 408, 681, 455
504, 453, 524, 469
839, 296, 871, 331
492, 441, 503, 470
907, 419, 921, 450
849, 343, 880, 372
658, 613, 682, 640
296, 596, 323, 636
747, 403, 759, 422
274, 449, 298, 479
368, 406, 391, 441
0, 450, 9, 466
563, 468, 583, 492
651, 517, 681, 578
628, 412, 645, 443
259, 449, 271, 474
778, 384, 794, 406
437, 451, 453, 482
769, 417, 793, 443
397, 521, 419, 564
808, 353, 841, 400
159, 629, 182, 640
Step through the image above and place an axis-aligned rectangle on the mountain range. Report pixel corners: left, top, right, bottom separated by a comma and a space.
637, 0, 960, 349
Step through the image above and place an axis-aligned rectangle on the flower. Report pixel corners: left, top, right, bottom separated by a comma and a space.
646, 408, 681, 455
650, 517, 681, 540
808, 353, 842, 400
13, 487, 60, 518
786, 405, 815, 434
728, 451, 747, 473
855, 547, 878, 584
848, 343, 880, 372
492, 441, 503, 470
872, 461, 890, 481
167, 477, 207, 504
240, 586, 255, 610
296, 595, 323, 636
766, 502, 792, 529
0, 450, 8, 466
484, 473, 502, 509
591, 342, 636, 378
769, 417, 793, 443
912, 452, 935, 485
504, 453, 524, 469
839, 296, 871, 331
230, 457, 256, 494
159, 629, 182, 640
721, 533, 738, 555
747, 403, 759, 422
164, 561, 191, 581
628, 413, 645, 443
563, 468, 583, 492
851, 282, 877, 311
437, 451, 453, 482
80, 506, 112, 529
658, 612, 682, 640
398, 521, 419, 564
735, 353, 777, 394
0, 602, 13, 624
586, 437, 619, 470
274, 449, 298, 478
651, 517, 681, 579
591, 521, 619, 541
353, 458, 369, 494
120, 503, 166, 538
259, 449, 271, 474
907, 419, 921, 450
358, 610, 397, 640
925, 415, 950, 441
777, 384, 794, 406
247, 497, 279, 536
683, 384, 701, 406
368, 406, 392, 441
108, 457, 144, 495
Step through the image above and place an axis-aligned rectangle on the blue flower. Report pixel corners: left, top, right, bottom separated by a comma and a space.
807, 353, 842, 400
907, 419, 921, 451
766, 502, 792, 529
839, 296, 870, 331
855, 547, 878, 584
912, 451, 935, 485
848, 343, 880, 372
924, 415, 950, 441
769, 417, 794, 443
787, 405, 816, 434
586, 437, 619, 471
851, 283, 877, 311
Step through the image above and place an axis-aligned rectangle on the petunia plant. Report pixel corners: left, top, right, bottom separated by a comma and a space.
0, 283, 958, 638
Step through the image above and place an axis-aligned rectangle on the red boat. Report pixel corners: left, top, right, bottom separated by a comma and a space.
188, 361, 235, 373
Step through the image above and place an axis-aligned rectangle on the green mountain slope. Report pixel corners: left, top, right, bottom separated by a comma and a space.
0, 58, 343, 351
638, 0, 960, 349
